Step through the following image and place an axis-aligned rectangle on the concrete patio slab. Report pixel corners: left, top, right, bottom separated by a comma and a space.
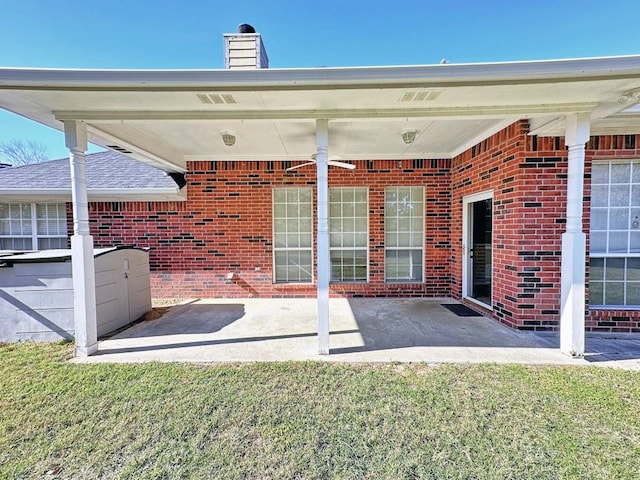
79, 298, 640, 369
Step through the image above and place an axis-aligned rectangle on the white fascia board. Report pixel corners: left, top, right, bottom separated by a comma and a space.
2, 55, 640, 90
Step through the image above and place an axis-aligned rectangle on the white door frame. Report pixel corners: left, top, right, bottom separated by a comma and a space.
462, 190, 494, 309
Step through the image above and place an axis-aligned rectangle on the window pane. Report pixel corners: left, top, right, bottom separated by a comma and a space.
354, 189, 367, 202
299, 203, 311, 217
299, 189, 312, 203
286, 204, 298, 217
611, 163, 631, 183
632, 185, 640, 206
299, 233, 312, 248
590, 185, 608, 207
385, 232, 397, 247
286, 189, 299, 202
605, 282, 624, 305
610, 187, 630, 207
590, 281, 604, 305
608, 232, 628, 253
591, 208, 607, 230
592, 164, 609, 184
273, 204, 286, 217
628, 258, 640, 281
633, 163, 640, 183
626, 282, 640, 305
630, 232, 640, 253
606, 258, 625, 280
590, 232, 607, 253
609, 208, 629, 229
590, 257, 604, 281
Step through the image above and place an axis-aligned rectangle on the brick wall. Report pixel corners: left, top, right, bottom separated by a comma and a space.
450, 120, 565, 330
87, 159, 451, 299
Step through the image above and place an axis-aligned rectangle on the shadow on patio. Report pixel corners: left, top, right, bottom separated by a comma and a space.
83, 298, 640, 368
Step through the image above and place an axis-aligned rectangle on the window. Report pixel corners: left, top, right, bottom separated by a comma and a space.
0, 203, 67, 250
384, 187, 424, 282
329, 187, 368, 282
273, 188, 313, 283
590, 160, 640, 306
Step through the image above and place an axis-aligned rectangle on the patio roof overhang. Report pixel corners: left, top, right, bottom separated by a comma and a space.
3, 54, 640, 359
1, 55, 640, 173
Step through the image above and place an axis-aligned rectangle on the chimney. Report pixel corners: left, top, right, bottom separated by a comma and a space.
224, 24, 269, 70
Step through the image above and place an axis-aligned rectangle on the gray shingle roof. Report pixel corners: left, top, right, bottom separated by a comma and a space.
0, 150, 179, 190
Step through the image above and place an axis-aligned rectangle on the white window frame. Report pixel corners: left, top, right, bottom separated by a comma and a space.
329, 187, 369, 283
272, 187, 314, 284
589, 159, 640, 308
384, 186, 425, 283
0, 202, 68, 250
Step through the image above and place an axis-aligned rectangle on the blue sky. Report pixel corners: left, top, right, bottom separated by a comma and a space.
1, 0, 639, 160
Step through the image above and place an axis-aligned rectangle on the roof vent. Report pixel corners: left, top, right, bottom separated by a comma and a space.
399, 90, 442, 102
196, 93, 237, 105
106, 144, 133, 154
238, 24, 255, 33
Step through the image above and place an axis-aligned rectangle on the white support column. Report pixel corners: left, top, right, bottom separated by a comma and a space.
64, 120, 98, 357
560, 113, 590, 357
316, 119, 330, 355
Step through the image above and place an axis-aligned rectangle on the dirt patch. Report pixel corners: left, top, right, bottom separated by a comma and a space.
152, 298, 187, 308
143, 307, 172, 322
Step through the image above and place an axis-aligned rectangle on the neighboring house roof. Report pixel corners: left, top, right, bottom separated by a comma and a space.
0, 150, 185, 202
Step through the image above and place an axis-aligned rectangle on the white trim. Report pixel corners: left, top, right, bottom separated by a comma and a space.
462, 190, 494, 310
2, 55, 640, 89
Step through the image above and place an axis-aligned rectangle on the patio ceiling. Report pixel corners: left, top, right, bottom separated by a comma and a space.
1, 56, 640, 172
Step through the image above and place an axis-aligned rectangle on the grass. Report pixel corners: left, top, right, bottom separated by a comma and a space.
1, 343, 640, 479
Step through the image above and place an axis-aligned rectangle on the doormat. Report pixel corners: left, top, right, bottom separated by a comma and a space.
441, 303, 482, 317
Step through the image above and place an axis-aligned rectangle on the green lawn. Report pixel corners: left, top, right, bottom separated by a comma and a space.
1, 342, 639, 479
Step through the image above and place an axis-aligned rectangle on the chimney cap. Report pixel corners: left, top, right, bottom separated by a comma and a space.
238, 24, 256, 34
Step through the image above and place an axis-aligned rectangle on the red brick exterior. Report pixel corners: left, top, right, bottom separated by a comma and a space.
87, 159, 452, 299
450, 120, 565, 330
78, 122, 640, 333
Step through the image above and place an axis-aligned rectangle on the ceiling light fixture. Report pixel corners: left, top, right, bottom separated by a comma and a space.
221, 131, 236, 146
401, 128, 418, 145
